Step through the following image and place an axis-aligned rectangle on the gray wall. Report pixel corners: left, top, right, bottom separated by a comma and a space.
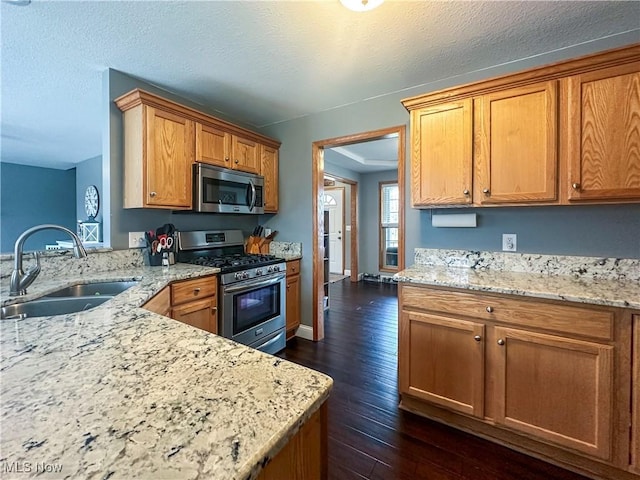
1, 163, 76, 252
360, 170, 399, 276
259, 33, 640, 329
103, 69, 261, 249
76, 155, 103, 231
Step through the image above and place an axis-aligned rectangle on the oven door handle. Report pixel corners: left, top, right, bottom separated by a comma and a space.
248, 179, 257, 212
224, 274, 285, 293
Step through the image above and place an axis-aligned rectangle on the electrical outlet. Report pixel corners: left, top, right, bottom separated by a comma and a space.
502, 233, 517, 252
128, 231, 146, 248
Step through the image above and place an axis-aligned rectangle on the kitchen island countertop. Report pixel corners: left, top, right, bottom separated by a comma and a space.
395, 264, 640, 310
0, 264, 332, 479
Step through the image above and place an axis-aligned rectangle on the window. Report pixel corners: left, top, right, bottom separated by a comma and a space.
380, 182, 399, 271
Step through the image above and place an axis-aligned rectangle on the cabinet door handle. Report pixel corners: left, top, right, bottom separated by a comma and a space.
497, 339, 505, 346
463, 189, 469, 195
225, 157, 229, 162
211, 306, 217, 312
482, 188, 490, 194
474, 335, 482, 342
149, 191, 157, 197
572, 183, 581, 190
235, 159, 239, 164
486, 306, 494, 313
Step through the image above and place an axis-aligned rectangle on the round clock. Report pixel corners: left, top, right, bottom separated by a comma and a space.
84, 185, 100, 221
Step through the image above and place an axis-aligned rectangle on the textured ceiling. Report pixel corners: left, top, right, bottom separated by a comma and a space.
1, 1, 639, 169
325, 137, 399, 173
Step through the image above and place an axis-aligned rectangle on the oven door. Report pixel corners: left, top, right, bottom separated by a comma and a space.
221, 273, 286, 347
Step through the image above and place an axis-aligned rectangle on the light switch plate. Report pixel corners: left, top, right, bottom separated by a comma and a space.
129, 232, 146, 248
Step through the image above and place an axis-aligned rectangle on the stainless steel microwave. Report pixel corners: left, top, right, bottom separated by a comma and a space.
193, 163, 264, 214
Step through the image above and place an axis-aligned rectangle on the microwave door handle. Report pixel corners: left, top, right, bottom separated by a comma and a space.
224, 274, 285, 293
248, 179, 257, 212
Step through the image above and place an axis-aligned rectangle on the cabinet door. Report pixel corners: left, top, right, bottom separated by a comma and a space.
261, 144, 279, 212
494, 326, 613, 459
632, 315, 640, 472
145, 106, 194, 208
286, 274, 301, 338
172, 297, 218, 334
475, 81, 558, 204
399, 311, 485, 417
232, 135, 260, 174
196, 122, 231, 168
566, 63, 640, 201
410, 100, 473, 206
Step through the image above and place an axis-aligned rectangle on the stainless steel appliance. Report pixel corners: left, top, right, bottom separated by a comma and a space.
193, 163, 264, 214
176, 230, 286, 354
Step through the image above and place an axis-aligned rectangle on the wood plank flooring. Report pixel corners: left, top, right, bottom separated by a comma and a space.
278, 280, 590, 480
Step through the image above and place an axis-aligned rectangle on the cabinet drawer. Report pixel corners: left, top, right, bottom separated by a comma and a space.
142, 286, 170, 316
401, 285, 614, 340
172, 276, 217, 305
286, 259, 300, 276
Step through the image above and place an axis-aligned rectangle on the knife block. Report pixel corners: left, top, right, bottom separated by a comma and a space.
245, 236, 272, 254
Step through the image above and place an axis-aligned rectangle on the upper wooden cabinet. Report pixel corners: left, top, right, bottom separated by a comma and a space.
196, 122, 231, 168
474, 81, 558, 204
232, 135, 260, 174
410, 100, 473, 206
566, 63, 640, 201
402, 44, 640, 207
120, 104, 194, 209
261, 144, 279, 213
116, 89, 281, 211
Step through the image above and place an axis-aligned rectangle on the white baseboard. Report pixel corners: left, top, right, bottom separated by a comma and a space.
295, 325, 314, 341
344, 269, 351, 276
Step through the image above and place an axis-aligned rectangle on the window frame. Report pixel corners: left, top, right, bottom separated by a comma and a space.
379, 181, 399, 272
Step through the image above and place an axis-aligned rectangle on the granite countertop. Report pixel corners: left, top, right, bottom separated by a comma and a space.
279, 254, 302, 262
395, 264, 640, 310
0, 265, 333, 479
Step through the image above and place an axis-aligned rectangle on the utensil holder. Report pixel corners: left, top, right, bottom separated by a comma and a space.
245, 236, 273, 254
144, 249, 164, 266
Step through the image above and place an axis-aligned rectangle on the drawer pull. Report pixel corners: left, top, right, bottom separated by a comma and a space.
193, 288, 201, 294
486, 306, 494, 313
211, 307, 217, 313
497, 338, 505, 346
474, 335, 482, 342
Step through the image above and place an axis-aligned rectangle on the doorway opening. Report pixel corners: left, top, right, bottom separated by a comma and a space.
311, 126, 406, 341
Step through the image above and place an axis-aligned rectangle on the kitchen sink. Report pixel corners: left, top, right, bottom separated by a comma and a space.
44, 280, 139, 298
1, 296, 114, 320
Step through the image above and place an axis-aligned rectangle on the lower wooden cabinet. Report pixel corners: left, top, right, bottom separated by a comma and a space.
632, 315, 640, 474
172, 297, 217, 334
286, 259, 301, 340
400, 311, 484, 417
142, 275, 218, 335
142, 286, 171, 317
493, 326, 613, 459
399, 283, 633, 479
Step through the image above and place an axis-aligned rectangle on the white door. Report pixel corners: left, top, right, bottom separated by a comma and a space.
324, 189, 343, 274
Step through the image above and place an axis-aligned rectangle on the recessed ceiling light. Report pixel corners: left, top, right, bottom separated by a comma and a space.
340, 0, 384, 12
2, 0, 32, 5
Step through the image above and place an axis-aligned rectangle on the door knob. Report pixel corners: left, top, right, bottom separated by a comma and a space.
474, 335, 482, 342
338, 237, 342, 240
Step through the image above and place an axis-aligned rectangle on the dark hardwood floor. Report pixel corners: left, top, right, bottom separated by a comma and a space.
278, 280, 590, 480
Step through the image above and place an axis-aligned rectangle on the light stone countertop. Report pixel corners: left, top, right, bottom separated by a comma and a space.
279, 254, 302, 262
0, 264, 333, 479
395, 264, 640, 310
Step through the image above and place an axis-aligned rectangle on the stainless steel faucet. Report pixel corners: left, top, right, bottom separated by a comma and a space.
10, 224, 87, 296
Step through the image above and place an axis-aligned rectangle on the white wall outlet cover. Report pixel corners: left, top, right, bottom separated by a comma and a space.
502, 234, 517, 252
345, 225, 352, 231
128, 231, 146, 249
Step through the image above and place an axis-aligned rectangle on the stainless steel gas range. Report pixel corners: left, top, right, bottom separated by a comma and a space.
176, 230, 286, 354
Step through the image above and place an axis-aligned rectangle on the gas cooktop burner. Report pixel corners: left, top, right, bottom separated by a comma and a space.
188, 254, 281, 272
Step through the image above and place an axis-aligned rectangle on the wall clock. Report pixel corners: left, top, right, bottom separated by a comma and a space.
84, 185, 99, 221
